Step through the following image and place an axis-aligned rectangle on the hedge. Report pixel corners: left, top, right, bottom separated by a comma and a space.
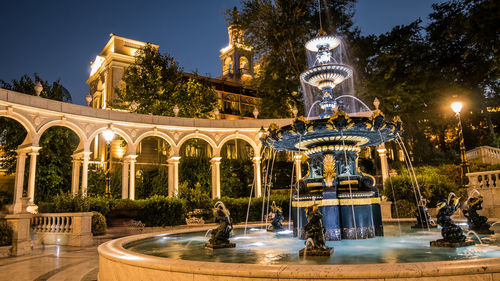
136, 195, 186, 226
92, 211, 107, 236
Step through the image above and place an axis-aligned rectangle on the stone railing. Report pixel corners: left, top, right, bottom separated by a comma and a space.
466, 170, 500, 188
31, 212, 93, 246
466, 146, 500, 164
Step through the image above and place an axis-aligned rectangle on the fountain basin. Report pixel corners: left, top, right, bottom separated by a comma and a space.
98, 225, 500, 281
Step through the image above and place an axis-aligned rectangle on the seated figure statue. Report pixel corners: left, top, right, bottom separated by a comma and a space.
412, 199, 437, 229
267, 201, 284, 231
299, 203, 333, 256
206, 202, 235, 249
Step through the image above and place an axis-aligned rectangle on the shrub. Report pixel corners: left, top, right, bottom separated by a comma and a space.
89, 197, 111, 218
91, 211, 107, 236
38, 193, 90, 213
178, 182, 211, 212
136, 195, 186, 227
217, 195, 290, 223
383, 165, 461, 208
0, 220, 12, 246
392, 199, 415, 218
109, 199, 140, 219
220, 159, 253, 198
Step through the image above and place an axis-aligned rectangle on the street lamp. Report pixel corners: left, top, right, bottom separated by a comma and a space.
451, 101, 470, 186
102, 128, 115, 197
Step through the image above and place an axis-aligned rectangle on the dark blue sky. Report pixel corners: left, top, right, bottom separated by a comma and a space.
0, 0, 443, 105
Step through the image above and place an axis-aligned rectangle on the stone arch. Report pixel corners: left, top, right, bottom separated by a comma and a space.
217, 134, 258, 155
0, 111, 36, 144
36, 119, 86, 148
177, 133, 217, 156
239, 56, 249, 70
87, 126, 133, 153
223, 57, 233, 74
132, 131, 176, 154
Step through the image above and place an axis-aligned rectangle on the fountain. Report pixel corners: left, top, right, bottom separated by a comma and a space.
411, 198, 437, 229
97, 32, 500, 281
431, 194, 474, 248
299, 203, 333, 256
261, 33, 402, 240
205, 201, 235, 249
464, 195, 494, 234
266, 201, 284, 231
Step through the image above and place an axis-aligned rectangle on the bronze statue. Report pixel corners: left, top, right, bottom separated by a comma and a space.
206, 201, 235, 249
299, 203, 333, 256
431, 194, 473, 248
463, 196, 493, 234
267, 201, 284, 231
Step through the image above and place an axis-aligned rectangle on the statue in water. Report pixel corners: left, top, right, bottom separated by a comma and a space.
299, 203, 333, 256
267, 201, 284, 231
205, 201, 235, 249
412, 198, 437, 229
463, 196, 494, 234
431, 194, 473, 248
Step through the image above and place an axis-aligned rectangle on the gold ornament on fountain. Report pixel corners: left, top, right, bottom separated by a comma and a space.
323, 154, 336, 187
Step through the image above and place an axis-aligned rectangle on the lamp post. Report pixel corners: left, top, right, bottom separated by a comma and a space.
451, 101, 470, 186
102, 129, 115, 197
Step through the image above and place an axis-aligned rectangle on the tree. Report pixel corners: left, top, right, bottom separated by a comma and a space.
0, 74, 72, 174
0, 74, 76, 202
228, 0, 358, 118
118, 44, 218, 118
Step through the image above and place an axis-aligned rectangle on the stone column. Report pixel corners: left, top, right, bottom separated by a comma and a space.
210, 157, 222, 199
121, 160, 129, 199
294, 153, 303, 182
26, 149, 40, 204
252, 156, 262, 197
128, 155, 138, 200
167, 156, 181, 197
71, 156, 81, 195
81, 151, 91, 197
12, 151, 27, 214
377, 144, 389, 187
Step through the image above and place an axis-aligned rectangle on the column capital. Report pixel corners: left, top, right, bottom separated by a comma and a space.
252, 156, 262, 162
210, 157, 222, 163
17, 146, 41, 155
124, 154, 138, 162
167, 156, 181, 163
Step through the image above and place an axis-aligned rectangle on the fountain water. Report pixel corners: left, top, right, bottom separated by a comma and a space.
261, 33, 402, 240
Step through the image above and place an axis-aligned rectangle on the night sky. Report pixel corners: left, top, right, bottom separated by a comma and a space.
0, 0, 444, 105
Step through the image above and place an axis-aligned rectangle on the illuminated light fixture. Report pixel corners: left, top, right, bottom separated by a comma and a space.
102, 128, 115, 144
90, 56, 105, 76
305, 35, 341, 52
451, 102, 463, 114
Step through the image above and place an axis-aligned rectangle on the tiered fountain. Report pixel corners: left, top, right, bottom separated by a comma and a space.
261, 33, 402, 240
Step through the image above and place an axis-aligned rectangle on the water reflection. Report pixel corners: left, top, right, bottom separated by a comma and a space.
125, 223, 500, 265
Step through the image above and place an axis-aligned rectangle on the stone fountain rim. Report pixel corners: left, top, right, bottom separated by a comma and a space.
98, 224, 500, 280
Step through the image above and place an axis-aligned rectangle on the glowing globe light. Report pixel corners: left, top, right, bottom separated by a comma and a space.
451, 102, 463, 114
102, 129, 115, 143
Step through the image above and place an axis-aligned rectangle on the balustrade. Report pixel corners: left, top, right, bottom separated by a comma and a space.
466, 170, 500, 188
466, 146, 500, 165
31, 213, 73, 233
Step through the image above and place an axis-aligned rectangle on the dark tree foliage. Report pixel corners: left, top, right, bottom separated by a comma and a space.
118, 44, 218, 118
0, 74, 76, 202
229, 0, 358, 118
35, 127, 79, 202
0, 74, 72, 174
357, 0, 500, 163
220, 158, 253, 198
